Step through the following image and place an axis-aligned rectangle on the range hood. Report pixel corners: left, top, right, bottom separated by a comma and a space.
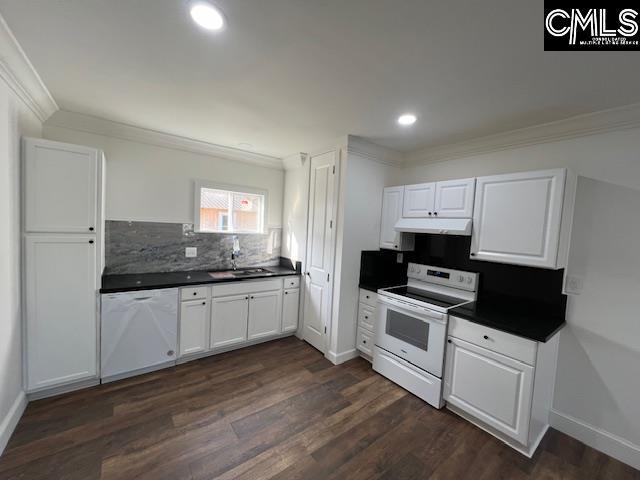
394, 217, 472, 236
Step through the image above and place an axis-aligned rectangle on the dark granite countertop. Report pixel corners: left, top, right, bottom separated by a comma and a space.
101, 266, 299, 294
449, 295, 566, 343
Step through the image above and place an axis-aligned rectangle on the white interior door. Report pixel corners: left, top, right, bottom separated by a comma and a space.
471, 169, 565, 268
303, 150, 337, 353
25, 235, 98, 391
24, 138, 99, 233
248, 290, 282, 340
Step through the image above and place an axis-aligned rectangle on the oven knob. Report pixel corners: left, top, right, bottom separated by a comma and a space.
458, 275, 464, 282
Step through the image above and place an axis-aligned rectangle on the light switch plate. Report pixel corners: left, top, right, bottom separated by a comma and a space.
185, 247, 197, 258
564, 274, 584, 295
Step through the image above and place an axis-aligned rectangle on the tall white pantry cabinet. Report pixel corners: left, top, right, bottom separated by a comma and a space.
22, 138, 105, 396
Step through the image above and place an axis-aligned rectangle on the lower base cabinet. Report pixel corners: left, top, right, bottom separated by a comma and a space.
179, 298, 211, 356
248, 290, 282, 340
356, 289, 378, 361
444, 336, 534, 445
211, 294, 249, 349
444, 316, 559, 456
282, 288, 300, 333
177, 277, 301, 358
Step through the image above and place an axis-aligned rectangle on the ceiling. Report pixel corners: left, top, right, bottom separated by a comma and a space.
1, 0, 640, 158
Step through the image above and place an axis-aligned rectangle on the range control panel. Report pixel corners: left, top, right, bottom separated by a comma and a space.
407, 263, 478, 292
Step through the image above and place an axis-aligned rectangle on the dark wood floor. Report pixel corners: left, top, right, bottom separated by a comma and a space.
1, 338, 638, 480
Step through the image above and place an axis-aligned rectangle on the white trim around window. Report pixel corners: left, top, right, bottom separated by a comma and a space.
194, 180, 268, 234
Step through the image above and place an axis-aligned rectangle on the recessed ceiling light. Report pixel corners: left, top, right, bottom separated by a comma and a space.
190, 2, 225, 31
397, 114, 417, 126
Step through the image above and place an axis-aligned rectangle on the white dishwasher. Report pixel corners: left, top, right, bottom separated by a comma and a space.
101, 288, 178, 382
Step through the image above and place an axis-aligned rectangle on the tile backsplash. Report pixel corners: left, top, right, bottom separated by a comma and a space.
105, 220, 281, 274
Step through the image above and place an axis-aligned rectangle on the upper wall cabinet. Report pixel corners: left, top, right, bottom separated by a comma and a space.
403, 183, 436, 217
470, 169, 576, 269
434, 178, 476, 218
24, 139, 101, 234
402, 178, 475, 218
380, 186, 414, 251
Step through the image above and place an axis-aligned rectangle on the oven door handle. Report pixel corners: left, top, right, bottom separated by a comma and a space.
379, 296, 446, 324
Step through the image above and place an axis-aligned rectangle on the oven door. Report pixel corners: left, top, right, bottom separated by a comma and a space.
375, 295, 447, 377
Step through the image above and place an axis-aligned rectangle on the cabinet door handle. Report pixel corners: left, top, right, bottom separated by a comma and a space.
89, 227, 94, 231
193, 292, 197, 296
89, 240, 94, 244
483, 335, 489, 340
434, 212, 438, 216
245, 296, 249, 300
364, 316, 368, 320
447, 339, 452, 344
428, 212, 432, 216
202, 302, 206, 305
285, 292, 288, 295
250, 296, 255, 299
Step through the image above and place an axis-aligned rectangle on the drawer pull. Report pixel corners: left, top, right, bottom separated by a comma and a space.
483, 335, 489, 340
363, 340, 367, 344
447, 339, 452, 344
193, 292, 197, 296
364, 316, 368, 319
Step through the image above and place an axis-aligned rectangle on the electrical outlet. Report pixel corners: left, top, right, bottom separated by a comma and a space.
564, 274, 584, 295
185, 247, 197, 258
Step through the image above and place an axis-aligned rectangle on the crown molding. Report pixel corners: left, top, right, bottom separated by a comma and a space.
345, 135, 405, 167
46, 110, 285, 170
406, 102, 640, 166
0, 13, 58, 122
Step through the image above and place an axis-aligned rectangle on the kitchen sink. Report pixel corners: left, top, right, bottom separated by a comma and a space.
208, 268, 273, 279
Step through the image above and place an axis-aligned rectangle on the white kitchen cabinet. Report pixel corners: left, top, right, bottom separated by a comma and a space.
211, 294, 249, 349
179, 298, 211, 357
403, 182, 436, 217
380, 186, 414, 251
281, 288, 300, 333
25, 235, 98, 392
356, 289, 378, 362
248, 290, 282, 340
434, 178, 476, 218
444, 315, 560, 457
470, 168, 575, 269
23, 138, 100, 234
444, 336, 534, 445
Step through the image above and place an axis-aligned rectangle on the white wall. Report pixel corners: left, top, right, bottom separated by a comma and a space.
329, 150, 398, 360
400, 127, 640, 468
42, 125, 285, 227
0, 77, 42, 453
282, 154, 310, 266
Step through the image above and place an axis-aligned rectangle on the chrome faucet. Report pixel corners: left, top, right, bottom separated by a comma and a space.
231, 236, 240, 270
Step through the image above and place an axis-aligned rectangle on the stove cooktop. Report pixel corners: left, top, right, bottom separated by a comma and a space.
382, 286, 470, 310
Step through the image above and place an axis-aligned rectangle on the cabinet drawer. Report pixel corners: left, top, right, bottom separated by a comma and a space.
449, 316, 537, 366
283, 276, 300, 289
180, 286, 210, 301
357, 328, 373, 356
359, 289, 378, 308
358, 303, 376, 331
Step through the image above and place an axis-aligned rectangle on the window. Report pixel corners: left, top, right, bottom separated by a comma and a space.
195, 181, 266, 234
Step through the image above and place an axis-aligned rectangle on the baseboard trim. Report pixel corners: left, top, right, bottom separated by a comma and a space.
549, 408, 640, 470
326, 348, 359, 365
0, 391, 27, 456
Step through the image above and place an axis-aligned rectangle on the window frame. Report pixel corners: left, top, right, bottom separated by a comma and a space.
194, 180, 268, 234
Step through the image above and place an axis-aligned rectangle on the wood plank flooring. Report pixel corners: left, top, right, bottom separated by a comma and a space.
1, 337, 637, 480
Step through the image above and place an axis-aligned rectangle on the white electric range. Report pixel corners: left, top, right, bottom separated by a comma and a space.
373, 263, 478, 408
